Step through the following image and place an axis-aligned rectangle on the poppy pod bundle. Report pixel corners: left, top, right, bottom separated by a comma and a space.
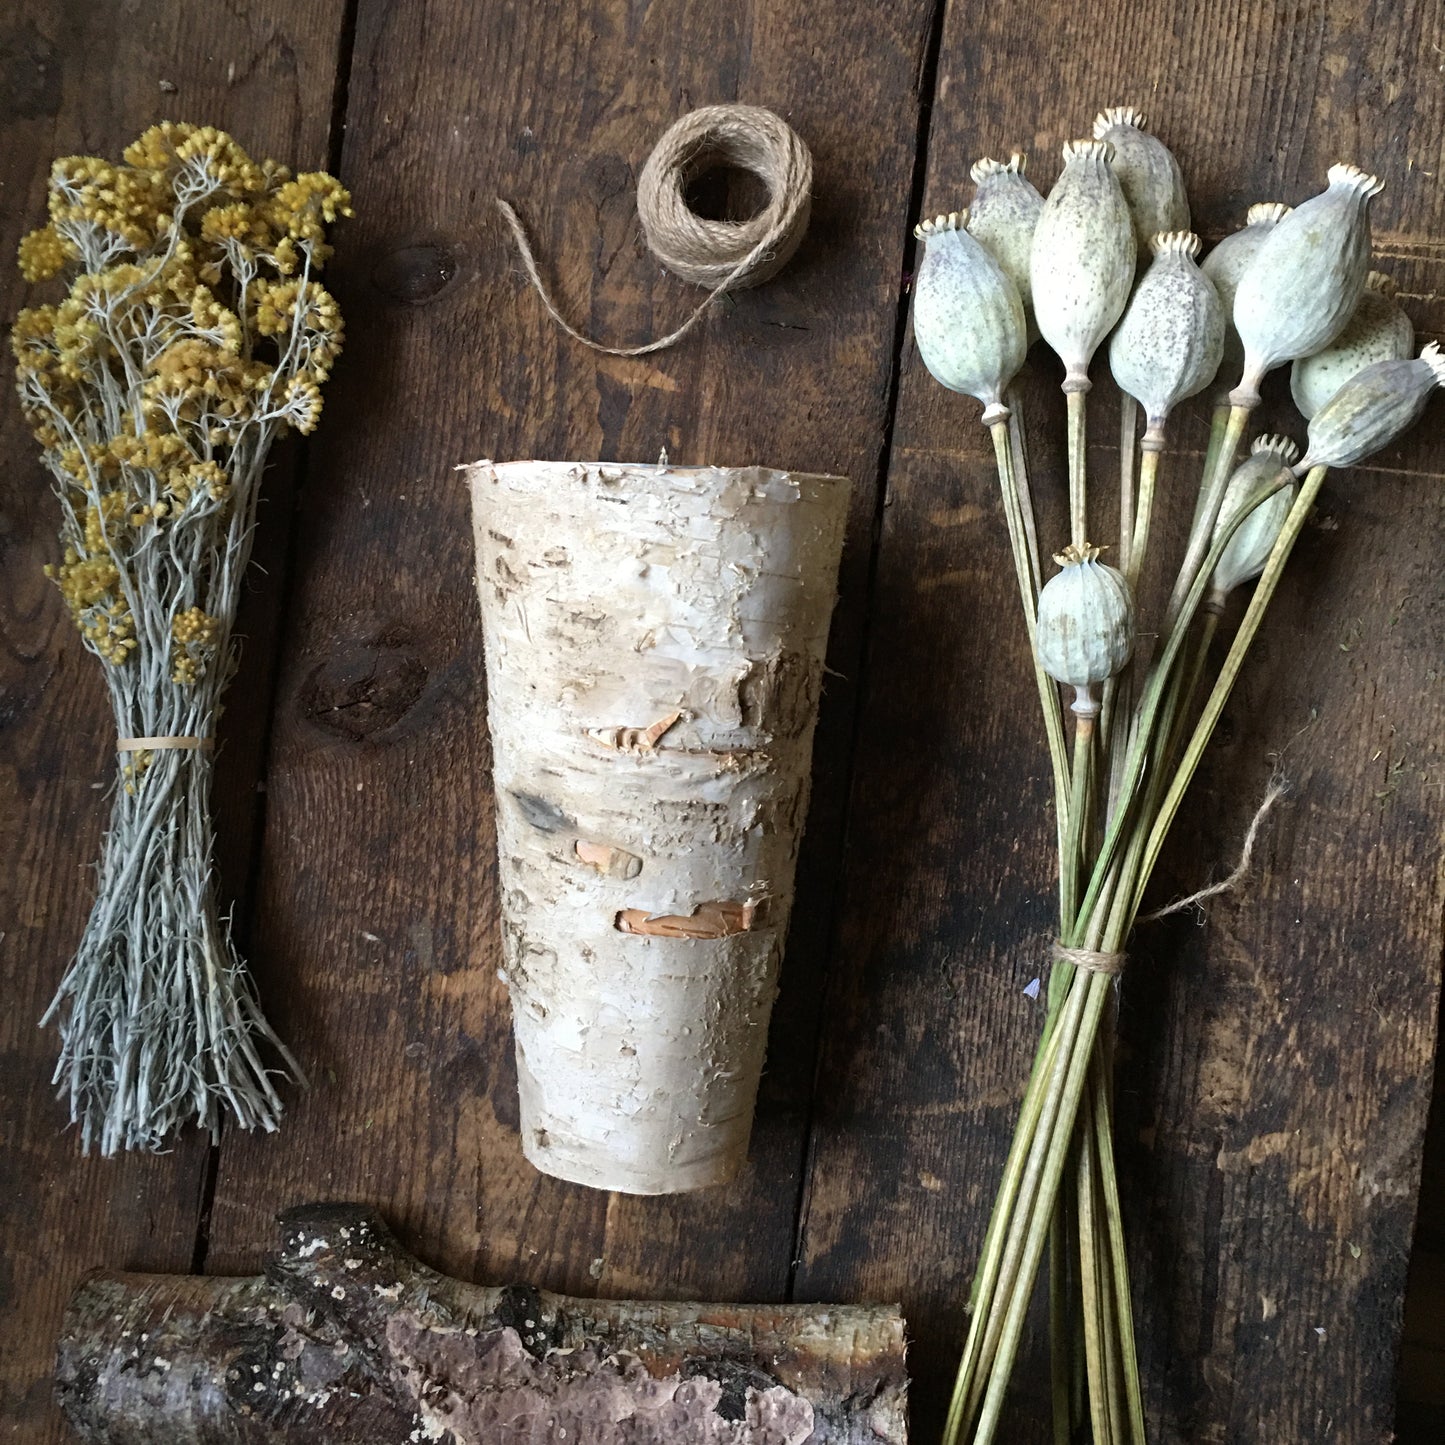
908, 112, 1440, 1445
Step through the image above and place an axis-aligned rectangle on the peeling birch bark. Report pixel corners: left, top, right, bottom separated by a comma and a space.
56, 1204, 907, 1445
467, 461, 850, 1193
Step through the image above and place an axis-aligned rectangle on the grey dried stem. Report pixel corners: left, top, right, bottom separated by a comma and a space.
42, 450, 294, 1154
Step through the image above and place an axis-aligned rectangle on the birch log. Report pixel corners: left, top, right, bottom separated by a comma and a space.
56, 1204, 908, 1444
467, 461, 850, 1193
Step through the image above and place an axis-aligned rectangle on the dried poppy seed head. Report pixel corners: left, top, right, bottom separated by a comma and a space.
1066, 137, 1111, 165
1202, 204, 1293, 300
912, 206, 1027, 419
1109, 228, 1223, 439
1251, 434, 1300, 463
1290, 267, 1413, 418
1297, 341, 1445, 471
1092, 106, 1190, 256
968, 152, 1044, 337
1211, 438, 1300, 594
1230, 163, 1383, 406
1036, 543, 1136, 701
1031, 139, 1136, 389
1151, 230, 1202, 259
1202, 202, 1293, 397
914, 210, 969, 239
1326, 162, 1386, 199
970, 153, 1029, 183
1093, 104, 1148, 137
1246, 202, 1293, 227
1053, 541, 1105, 566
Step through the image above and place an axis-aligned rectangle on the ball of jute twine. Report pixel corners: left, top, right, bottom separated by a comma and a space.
495, 103, 813, 357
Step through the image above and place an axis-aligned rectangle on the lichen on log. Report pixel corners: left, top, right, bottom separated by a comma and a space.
56, 1204, 907, 1444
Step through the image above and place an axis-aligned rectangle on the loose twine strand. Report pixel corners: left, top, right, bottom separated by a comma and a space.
496, 104, 813, 357
1052, 774, 1290, 977
1142, 773, 1289, 922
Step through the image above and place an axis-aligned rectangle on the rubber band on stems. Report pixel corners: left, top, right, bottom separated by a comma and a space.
116, 736, 214, 752
496, 103, 813, 357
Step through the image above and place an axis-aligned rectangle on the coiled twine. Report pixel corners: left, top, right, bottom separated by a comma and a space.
497, 103, 813, 356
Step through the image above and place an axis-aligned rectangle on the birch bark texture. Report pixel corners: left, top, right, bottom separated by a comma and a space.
467, 461, 850, 1194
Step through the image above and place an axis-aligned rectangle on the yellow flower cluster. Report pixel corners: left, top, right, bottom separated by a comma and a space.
17, 226, 75, 283
48, 155, 167, 250
43, 493, 137, 663
13, 123, 350, 669
200, 203, 271, 249
268, 172, 352, 249
171, 606, 220, 685
145, 337, 270, 425
105, 427, 193, 482
177, 459, 231, 503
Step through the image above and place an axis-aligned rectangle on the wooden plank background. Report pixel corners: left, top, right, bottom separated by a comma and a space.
1, 1, 1441, 1441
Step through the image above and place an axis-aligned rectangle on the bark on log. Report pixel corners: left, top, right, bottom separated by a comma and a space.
56, 1204, 907, 1444
468, 461, 850, 1194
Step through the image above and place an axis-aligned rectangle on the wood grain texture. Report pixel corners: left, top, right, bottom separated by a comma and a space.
201, 0, 938, 1319
5, 1, 1443, 1439
794, 2, 1445, 1441
0, 3, 349, 1437
1398, 1022, 1445, 1441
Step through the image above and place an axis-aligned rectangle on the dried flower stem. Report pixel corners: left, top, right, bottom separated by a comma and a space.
1136, 466, 1329, 903
1126, 446, 1161, 591
1193, 402, 1232, 531
991, 421, 1072, 828
1091, 1052, 1146, 1442
1118, 394, 1138, 573
946, 464, 1296, 1445
1006, 393, 1044, 594
1076, 1113, 1112, 1443
38, 454, 301, 1152
1067, 388, 1089, 547
1163, 401, 1252, 630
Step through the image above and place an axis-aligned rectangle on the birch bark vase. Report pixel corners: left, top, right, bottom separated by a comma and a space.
467, 461, 850, 1194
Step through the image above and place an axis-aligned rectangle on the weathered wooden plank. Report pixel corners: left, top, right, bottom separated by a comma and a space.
204, 0, 939, 1317
794, 2, 1445, 1439
1398, 1037, 1445, 1440
0, 3, 350, 1436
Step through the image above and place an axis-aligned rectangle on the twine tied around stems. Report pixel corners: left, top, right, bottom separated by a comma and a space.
1052, 943, 1126, 976
116, 737, 214, 752
496, 104, 813, 357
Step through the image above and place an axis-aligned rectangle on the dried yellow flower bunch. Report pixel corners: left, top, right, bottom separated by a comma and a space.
16, 124, 346, 674
12, 123, 350, 1154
